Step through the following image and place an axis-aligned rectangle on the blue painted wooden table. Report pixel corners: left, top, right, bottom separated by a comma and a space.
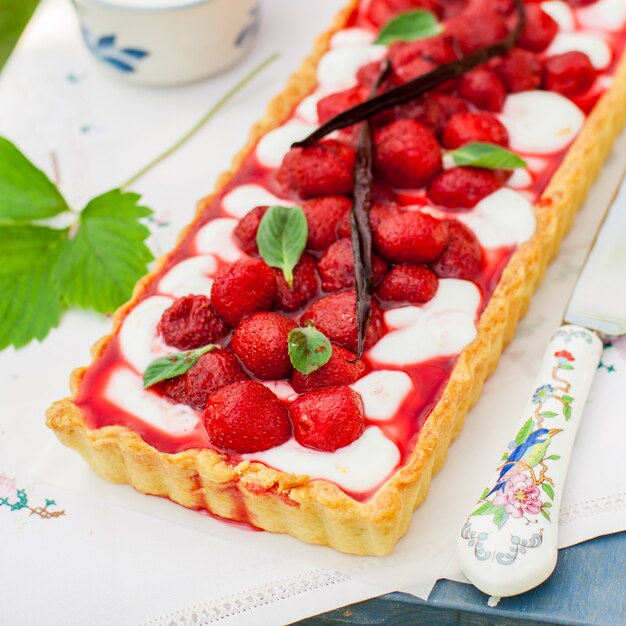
297, 532, 625, 625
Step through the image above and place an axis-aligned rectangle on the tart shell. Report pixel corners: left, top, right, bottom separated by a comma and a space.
47, 2, 626, 555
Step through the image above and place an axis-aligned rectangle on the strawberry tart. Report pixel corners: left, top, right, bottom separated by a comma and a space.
47, 0, 626, 555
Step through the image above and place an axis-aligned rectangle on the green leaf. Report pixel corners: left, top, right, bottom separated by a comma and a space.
540, 410, 558, 418
543, 502, 552, 509
53, 190, 154, 314
448, 142, 527, 170
143, 344, 217, 387
480, 487, 489, 500
546, 454, 561, 461
0, 136, 69, 221
493, 506, 508, 529
501, 452, 509, 461
560, 363, 574, 370
563, 405, 572, 420
375, 9, 441, 45
562, 394, 573, 404
540, 508, 551, 522
471, 501, 497, 517
515, 417, 534, 446
541, 482, 555, 501
256, 205, 307, 287
0, 224, 67, 349
288, 324, 332, 375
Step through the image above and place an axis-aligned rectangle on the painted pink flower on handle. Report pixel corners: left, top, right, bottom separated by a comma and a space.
493, 474, 543, 518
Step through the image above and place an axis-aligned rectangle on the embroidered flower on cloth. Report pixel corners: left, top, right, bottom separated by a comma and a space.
0, 473, 17, 500
493, 474, 543, 518
532, 384, 554, 404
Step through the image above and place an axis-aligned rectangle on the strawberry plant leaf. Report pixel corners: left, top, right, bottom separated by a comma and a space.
143, 344, 217, 387
0, 137, 70, 221
0, 224, 67, 349
256, 205, 307, 287
448, 142, 527, 170
53, 190, 154, 314
288, 324, 332, 374
375, 10, 441, 45
515, 417, 534, 446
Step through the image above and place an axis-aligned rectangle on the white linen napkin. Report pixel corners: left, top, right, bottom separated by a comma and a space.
1, 0, 626, 624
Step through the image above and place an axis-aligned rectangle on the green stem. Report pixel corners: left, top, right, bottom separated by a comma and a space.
120, 52, 280, 190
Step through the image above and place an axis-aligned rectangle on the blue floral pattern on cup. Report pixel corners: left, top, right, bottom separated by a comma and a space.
81, 27, 149, 73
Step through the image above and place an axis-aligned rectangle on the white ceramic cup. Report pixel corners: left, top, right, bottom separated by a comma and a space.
72, 0, 260, 86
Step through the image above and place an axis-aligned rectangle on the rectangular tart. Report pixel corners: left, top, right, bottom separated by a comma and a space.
47, 0, 626, 555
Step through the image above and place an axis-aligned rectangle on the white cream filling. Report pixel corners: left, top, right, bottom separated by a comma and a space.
541, 1, 575, 31
221, 184, 295, 219
317, 44, 387, 90
261, 380, 299, 402
158, 255, 218, 298
255, 120, 317, 169
119, 295, 176, 374
106, 367, 200, 436
330, 27, 376, 48
457, 188, 536, 249
295, 89, 329, 125
369, 279, 480, 366
546, 32, 612, 69
243, 427, 401, 493
500, 91, 584, 154
194, 217, 243, 262
351, 371, 414, 421
506, 168, 533, 190
577, 0, 626, 32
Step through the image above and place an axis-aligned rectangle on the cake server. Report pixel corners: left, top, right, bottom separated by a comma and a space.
456, 173, 626, 598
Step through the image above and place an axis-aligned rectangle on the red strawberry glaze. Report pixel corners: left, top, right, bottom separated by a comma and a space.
74, 1, 626, 506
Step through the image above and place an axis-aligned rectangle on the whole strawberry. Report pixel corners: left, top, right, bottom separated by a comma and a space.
318, 238, 387, 292
427, 167, 502, 209
372, 209, 449, 264
211, 258, 277, 327
374, 119, 442, 189
274, 253, 319, 313
301, 195, 352, 251
233, 205, 268, 255
543, 52, 597, 97
289, 386, 365, 452
204, 381, 291, 453
376, 264, 438, 305
442, 112, 509, 149
302, 289, 384, 353
158, 295, 228, 351
432, 220, 483, 281
158, 350, 247, 410
518, 5, 558, 53
231, 312, 297, 380
447, 7, 508, 54
317, 86, 368, 125
290, 344, 366, 393
277, 139, 356, 199
494, 49, 542, 93
459, 69, 507, 113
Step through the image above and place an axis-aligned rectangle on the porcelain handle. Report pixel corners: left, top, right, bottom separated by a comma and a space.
456, 325, 603, 597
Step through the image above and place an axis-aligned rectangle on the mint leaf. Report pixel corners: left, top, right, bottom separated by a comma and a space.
448, 142, 527, 170
288, 324, 332, 374
375, 10, 441, 45
256, 205, 307, 287
0, 224, 67, 349
515, 417, 534, 446
0, 137, 69, 221
54, 190, 153, 314
143, 344, 217, 387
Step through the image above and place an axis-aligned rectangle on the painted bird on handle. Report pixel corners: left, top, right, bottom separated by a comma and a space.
487, 428, 563, 496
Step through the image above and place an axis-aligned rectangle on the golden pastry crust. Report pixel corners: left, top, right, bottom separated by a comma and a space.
47, 3, 626, 555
